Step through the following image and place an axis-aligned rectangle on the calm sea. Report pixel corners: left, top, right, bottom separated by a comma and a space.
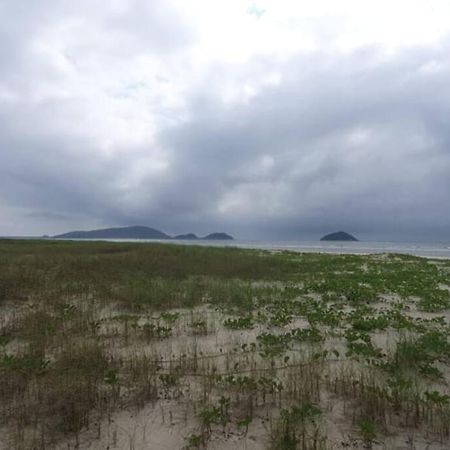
6, 236, 450, 258
69, 238, 450, 259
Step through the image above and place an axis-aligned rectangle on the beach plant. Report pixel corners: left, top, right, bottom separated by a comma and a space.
185, 432, 205, 449
190, 319, 208, 335
290, 327, 323, 343
358, 420, 377, 447
160, 311, 180, 324
418, 291, 450, 312
199, 396, 231, 434
236, 415, 252, 434
257, 332, 291, 357
140, 322, 172, 341
269, 310, 294, 327
345, 329, 382, 359
270, 403, 323, 450
223, 316, 254, 330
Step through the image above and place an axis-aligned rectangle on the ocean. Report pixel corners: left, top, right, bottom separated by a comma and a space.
57, 238, 450, 259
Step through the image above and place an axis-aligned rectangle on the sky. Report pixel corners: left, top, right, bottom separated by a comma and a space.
1, 0, 450, 241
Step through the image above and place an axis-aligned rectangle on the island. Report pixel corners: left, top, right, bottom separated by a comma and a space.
202, 232, 234, 240
54, 226, 171, 240
174, 232, 234, 240
320, 231, 358, 241
173, 233, 199, 240
54, 226, 234, 240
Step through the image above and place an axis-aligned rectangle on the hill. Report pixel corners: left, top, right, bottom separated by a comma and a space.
54, 227, 234, 240
173, 233, 199, 240
54, 226, 170, 240
320, 231, 358, 241
202, 232, 234, 240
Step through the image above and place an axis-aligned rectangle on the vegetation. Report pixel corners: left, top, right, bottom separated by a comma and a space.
0, 239, 450, 448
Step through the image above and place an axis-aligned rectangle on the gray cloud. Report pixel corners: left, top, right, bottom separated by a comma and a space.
151, 45, 450, 238
1, 1, 450, 240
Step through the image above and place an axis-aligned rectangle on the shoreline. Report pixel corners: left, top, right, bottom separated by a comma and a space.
43, 237, 450, 259
2, 236, 450, 259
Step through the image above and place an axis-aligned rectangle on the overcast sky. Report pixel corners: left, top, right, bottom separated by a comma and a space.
1, 0, 450, 240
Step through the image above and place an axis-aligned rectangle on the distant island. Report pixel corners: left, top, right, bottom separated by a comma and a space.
202, 233, 234, 240
173, 232, 233, 240
173, 233, 198, 240
54, 226, 234, 241
320, 231, 358, 241
54, 226, 170, 240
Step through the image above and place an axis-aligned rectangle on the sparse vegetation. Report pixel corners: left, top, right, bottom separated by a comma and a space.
0, 239, 450, 448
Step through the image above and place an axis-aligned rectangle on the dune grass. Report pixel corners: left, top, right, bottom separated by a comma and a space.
1, 239, 450, 449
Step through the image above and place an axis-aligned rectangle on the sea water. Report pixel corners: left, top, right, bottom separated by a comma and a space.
80, 238, 450, 259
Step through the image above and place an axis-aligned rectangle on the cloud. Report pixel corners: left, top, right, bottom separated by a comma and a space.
152, 44, 450, 237
0, 0, 450, 239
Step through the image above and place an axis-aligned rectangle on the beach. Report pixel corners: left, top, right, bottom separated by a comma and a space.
1, 240, 450, 449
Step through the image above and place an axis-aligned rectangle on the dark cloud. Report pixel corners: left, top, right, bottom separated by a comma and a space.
0, 1, 450, 240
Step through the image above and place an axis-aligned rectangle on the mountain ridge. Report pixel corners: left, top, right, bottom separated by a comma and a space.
54, 226, 234, 240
